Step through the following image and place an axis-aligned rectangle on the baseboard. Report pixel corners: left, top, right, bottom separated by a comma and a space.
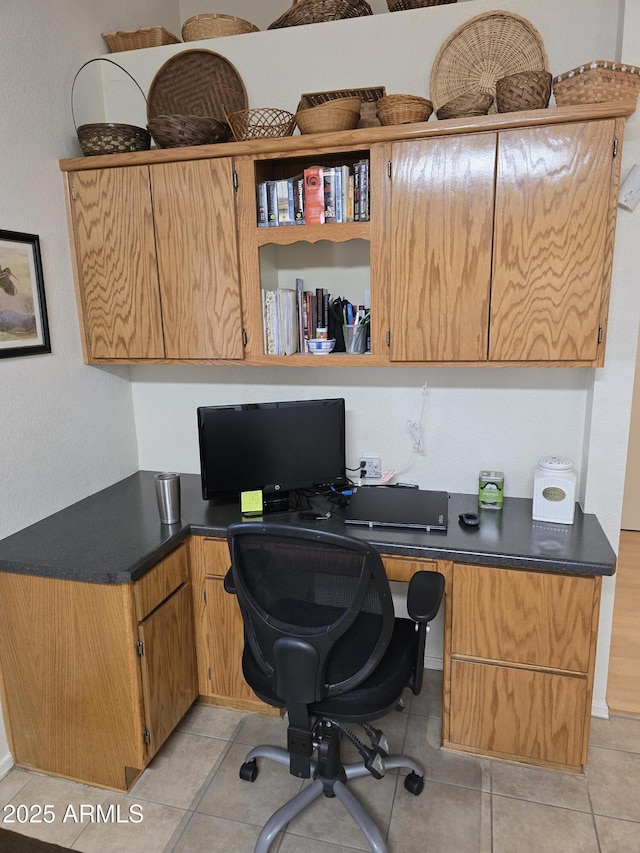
0, 749, 14, 780
591, 700, 610, 719
424, 656, 443, 671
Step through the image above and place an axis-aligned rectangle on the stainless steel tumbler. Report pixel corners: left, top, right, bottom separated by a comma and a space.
155, 472, 181, 524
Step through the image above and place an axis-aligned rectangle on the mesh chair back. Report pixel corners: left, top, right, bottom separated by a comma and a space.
227, 523, 395, 701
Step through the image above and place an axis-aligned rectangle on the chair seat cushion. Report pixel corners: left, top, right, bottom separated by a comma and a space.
243, 617, 418, 723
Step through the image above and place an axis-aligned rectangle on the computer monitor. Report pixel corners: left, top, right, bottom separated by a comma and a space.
197, 397, 348, 511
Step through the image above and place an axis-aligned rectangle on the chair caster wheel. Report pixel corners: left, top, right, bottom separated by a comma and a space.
240, 759, 258, 782
404, 771, 424, 796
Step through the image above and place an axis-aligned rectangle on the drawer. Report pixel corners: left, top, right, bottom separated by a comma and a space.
451, 563, 596, 672
448, 659, 587, 769
382, 555, 437, 582
133, 542, 189, 621
199, 536, 231, 579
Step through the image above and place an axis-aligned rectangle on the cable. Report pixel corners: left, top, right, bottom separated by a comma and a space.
394, 379, 429, 477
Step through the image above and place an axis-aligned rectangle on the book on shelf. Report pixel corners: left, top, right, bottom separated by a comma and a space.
323, 167, 337, 224
276, 179, 294, 226
293, 174, 305, 224
262, 288, 298, 355
334, 167, 343, 224
346, 167, 355, 222
358, 160, 370, 222
266, 180, 278, 226
256, 182, 268, 227
303, 166, 325, 225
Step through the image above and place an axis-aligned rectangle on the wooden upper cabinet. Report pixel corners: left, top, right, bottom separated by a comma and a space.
69, 166, 165, 360
150, 159, 244, 360
490, 120, 616, 362
389, 134, 495, 362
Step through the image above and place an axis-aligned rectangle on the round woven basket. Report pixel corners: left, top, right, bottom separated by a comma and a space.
296, 103, 361, 134
430, 11, 549, 113
72, 58, 151, 156
495, 70, 552, 113
147, 115, 231, 148
181, 14, 259, 41
269, 0, 373, 29
436, 91, 494, 120
376, 94, 433, 125
387, 1, 456, 11
226, 108, 296, 141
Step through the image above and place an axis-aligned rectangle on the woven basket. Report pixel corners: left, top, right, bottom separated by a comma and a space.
147, 115, 231, 148
436, 91, 494, 120
376, 94, 433, 125
430, 12, 548, 113
496, 70, 552, 113
553, 60, 640, 106
102, 27, 180, 52
226, 108, 296, 141
72, 58, 151, 156
181, 14, 259, 41
299, 87, 385, 127
269, 0, 373, 29
301, 95, 363, 113
295, 103, 361, 134
387, 0, 456, 10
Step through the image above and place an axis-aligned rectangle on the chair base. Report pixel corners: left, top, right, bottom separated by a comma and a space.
241, 740, 425, 853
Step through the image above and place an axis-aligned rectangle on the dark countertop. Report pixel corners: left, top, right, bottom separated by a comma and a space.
0, 471, 616, 584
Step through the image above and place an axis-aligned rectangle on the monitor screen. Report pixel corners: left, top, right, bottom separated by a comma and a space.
197, 398, 347, 504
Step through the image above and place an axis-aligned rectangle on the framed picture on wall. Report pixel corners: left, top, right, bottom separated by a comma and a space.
0, 230, 51, 358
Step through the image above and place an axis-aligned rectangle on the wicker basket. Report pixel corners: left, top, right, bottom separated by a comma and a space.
181, 14, 259, 41
269, 0, 373, 29
72, 58, 151, 156
102, 27, 180, 52
553, 60, 640, 106
299, 87, 385, 127
295, 103, 361, 134
226, 108, 296, 141
147, 115, 231, 148
376, 94, 433, 125
496, 70, 552, 113
436, 91, 494, 120
300, 96, 362, 113
387, 0, 456, 10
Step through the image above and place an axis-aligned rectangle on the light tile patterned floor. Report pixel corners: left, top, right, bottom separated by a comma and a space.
1, 671, 639, 852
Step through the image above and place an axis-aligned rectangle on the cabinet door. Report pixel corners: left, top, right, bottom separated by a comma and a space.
490, 120, 615, 361
150, 159, 244, 360
69, 167, 165, 360
138, 583, 198, 759
205, 576, 257, 702
389, 135, 495, 362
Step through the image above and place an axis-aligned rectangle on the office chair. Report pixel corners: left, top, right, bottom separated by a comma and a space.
225, 522, 445, 853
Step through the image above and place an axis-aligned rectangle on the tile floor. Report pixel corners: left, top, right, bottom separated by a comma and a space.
1, 671, 639, 852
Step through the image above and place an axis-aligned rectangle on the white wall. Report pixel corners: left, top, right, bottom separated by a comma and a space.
0, 0, 180, 779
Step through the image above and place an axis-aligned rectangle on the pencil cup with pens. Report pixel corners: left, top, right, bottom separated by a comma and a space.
343, 305, 369, 354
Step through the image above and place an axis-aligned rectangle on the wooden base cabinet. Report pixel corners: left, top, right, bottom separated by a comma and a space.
0, 543, 197, 790
190, 536, 276, 713
443, 562, 602, 771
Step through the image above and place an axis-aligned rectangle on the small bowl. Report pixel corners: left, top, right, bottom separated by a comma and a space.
306, 338, 336, 355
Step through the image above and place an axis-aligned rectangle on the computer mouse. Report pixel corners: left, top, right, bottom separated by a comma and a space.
459, 512, 480, 528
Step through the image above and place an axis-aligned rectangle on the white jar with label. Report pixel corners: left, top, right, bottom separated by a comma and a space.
532, 456, 577, 524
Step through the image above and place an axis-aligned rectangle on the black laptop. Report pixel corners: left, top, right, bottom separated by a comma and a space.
344, 487, 448, 532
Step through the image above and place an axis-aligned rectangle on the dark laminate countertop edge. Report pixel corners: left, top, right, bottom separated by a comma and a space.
0, 471, 616, 584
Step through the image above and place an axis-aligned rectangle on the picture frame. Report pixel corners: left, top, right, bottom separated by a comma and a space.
0, 230, 51, 358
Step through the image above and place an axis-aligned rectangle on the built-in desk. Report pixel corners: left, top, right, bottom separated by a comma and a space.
0, 471, 616, 788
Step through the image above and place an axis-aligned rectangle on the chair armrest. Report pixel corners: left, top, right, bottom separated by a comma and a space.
407, 571, 444, 623
223, 566, 236, 594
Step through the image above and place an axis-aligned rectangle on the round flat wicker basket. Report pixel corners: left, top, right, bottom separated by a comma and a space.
227, 108, 296, 141
147, 115, 231, 148
430, 11, 549, 113
376, 94, 433, 125
495, 70, 552, 113
387, 1, 456, 11
269, 0, 373, 29
436, 91, 494, 120
181, 14, 259, 41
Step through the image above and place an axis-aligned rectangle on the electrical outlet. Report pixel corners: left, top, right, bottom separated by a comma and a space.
360, 455, 382, 479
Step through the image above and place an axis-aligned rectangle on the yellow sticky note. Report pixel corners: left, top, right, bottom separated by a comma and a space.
241, 490, 263, 516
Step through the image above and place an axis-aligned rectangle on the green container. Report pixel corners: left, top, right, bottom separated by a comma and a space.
479, 470, 504, 510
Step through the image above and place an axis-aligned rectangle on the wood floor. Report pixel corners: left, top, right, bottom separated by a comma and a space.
607, 528, 640, 717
